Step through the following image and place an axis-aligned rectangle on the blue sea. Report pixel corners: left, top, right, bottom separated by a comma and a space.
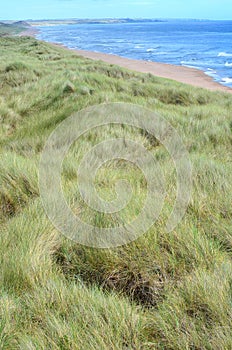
36, 19, 232, 87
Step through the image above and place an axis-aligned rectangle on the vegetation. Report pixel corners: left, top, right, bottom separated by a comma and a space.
0, 36, 232, 349
0, 23, 27, 37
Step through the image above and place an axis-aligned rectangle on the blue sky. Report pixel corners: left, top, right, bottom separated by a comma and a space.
1, 0, 232, 20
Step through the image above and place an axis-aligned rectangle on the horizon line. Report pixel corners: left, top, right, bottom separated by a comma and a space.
1, 17, 232, 22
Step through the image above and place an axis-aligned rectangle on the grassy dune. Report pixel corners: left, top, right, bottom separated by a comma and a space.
0, 36, 232, 349
0, 23, 26, 37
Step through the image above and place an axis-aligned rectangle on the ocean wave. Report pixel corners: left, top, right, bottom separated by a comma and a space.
218, 52, 232, 57
154, 51, 168, 55
146, 47, 161, 52
180, 60, 197, 65
204, 69, 218, 80
225, 62, 232, 67
206, 68, 217, 74
180, 61, 203, 69
115, 39, 126, 43
221, 77, 232, 84
181, 62, 202, 70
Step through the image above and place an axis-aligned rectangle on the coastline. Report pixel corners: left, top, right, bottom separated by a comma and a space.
23, 28, 232, 94
70, 48, 232, 93
18, 27, 40, 37
17, 26, 39, 39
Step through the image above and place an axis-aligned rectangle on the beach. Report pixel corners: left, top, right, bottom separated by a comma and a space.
46, 39, 232, 94
72, 49, 232, 93
19, 25, 232, 93
19, 28, 39, 37
34, 19, 232, 93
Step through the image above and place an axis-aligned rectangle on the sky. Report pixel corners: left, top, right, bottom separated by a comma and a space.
1, 0, 232, 21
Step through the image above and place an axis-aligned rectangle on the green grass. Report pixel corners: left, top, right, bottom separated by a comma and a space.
0, 23, 26, 37
0, 36, 232, 349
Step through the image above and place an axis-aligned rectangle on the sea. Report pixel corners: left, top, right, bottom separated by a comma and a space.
36, 19, 232, 88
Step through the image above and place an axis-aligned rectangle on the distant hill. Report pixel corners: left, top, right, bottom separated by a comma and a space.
0, 22, 11, 27
13, 21, 31, 27
0, 22, 28, 36
27, 18, 167, 26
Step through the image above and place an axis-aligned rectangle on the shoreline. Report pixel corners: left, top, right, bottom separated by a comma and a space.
18, 27, 40, 37
70, 48, 232, 93
23, 28, 232, 94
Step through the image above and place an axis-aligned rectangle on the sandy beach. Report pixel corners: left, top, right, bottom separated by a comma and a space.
22, 28, 232, 94
19, 28, 39, 37
72, 49, 232, 93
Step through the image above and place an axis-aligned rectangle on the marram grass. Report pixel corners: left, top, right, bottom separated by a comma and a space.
0, 36, 232, 349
